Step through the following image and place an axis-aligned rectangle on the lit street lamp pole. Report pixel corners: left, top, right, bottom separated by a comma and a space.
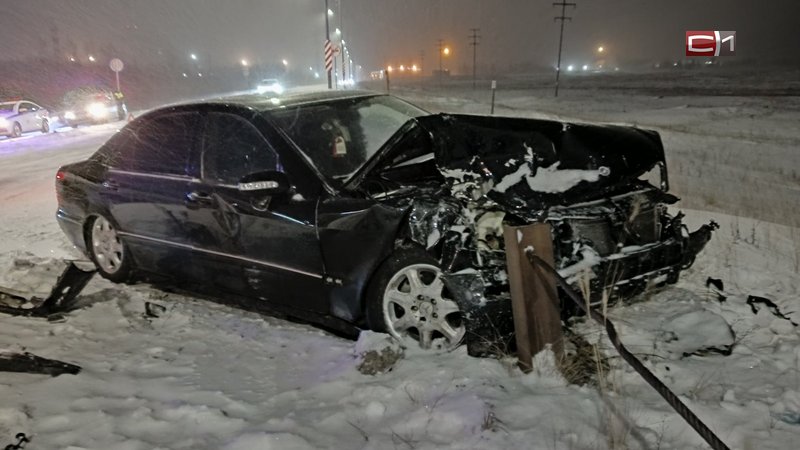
325, 0, 332, 89
339, 0, 346, 84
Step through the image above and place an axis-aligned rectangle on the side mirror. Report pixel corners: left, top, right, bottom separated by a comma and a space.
237, 170, 290, 196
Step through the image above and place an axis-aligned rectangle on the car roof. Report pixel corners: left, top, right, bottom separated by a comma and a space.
186, 89, 384, 112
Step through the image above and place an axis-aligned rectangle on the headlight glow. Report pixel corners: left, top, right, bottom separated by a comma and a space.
0, 117, 8, 128
87, 102, 109, 119
64, 111, 76, 120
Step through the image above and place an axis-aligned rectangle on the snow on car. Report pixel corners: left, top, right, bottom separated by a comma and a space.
0, 100, 50, 138
255, 78, 284, 95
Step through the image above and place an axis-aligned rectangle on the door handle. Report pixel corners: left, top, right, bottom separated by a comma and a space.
185, 191, 213, 205
102, 179, 119, 191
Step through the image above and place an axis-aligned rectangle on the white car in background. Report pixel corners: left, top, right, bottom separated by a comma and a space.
256, 78, 284, 95
0, 101, 50, 138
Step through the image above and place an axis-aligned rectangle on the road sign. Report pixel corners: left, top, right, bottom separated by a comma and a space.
332, 46, 341, 57
109, 58, 124, 72
324, 40, 334, 72
109, 58, 124, 92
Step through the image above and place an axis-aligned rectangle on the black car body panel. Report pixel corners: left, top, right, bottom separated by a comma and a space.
55, 92, 715, 356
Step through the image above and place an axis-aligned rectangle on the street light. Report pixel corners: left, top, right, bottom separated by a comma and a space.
282, 59, 288, 67
88, 55, 96, 62
597, 46, 604, 53
190, 53, 197, 60
335, 28, 341, 35
241, 59, 249, 67
324, 0, 332, 89
443, 47, 450, 56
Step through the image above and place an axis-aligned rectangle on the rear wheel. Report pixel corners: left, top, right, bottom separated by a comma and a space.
366, 247, 466, 350
87, 215, 133, 282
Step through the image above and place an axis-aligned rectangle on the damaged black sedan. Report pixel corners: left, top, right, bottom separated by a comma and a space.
55, 91, 715, 353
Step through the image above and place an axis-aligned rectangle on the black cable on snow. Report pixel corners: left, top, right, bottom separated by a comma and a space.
525, 250, 731, 450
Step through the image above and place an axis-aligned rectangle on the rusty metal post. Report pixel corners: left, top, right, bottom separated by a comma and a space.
503, 223, 563, 372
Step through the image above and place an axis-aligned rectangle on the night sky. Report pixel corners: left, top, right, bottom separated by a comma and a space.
4, 0, 799, 72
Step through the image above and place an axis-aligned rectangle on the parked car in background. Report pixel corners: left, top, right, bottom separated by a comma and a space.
60, 88, 127, 128
55, 91, 716, 354
255, 78, 284, 95
0, 100, 50, 138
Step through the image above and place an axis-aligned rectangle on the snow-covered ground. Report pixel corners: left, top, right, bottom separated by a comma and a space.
1, 82, 799, 449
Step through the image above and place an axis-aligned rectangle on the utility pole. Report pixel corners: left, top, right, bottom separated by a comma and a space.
419, 49, 425, 74
468, 28, 481, 89
552, 1, 576, 97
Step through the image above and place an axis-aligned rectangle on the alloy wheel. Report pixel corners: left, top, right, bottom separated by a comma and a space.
91, 216, 125, 274
382, 263, 465, 350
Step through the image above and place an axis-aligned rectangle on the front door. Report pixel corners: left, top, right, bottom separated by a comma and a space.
196, 112, 327, 310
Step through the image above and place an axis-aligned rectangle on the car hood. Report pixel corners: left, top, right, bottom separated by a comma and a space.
410, 113, 667, 209
0, 111, 17, 119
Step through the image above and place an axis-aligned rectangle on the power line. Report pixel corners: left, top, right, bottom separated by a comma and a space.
553, 1, 576, 97
468, 28, 481, 89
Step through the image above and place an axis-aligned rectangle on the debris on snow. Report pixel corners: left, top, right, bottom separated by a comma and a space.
747, 295, 798, 326
355, 331, 405, 375
0, 351, 81, 377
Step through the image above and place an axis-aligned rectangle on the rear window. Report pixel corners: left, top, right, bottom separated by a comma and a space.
100, 112, 200, 176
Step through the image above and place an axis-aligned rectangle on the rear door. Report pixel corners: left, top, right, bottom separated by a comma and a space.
101, 111, 204, 278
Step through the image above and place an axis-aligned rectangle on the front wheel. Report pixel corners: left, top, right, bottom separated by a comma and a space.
87, 215, 134, 283
366, 247, 466, 350
11, 122, 21, 138
41, 119, 50, 133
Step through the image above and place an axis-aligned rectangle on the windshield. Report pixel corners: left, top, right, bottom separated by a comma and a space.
268, 95, 426, 181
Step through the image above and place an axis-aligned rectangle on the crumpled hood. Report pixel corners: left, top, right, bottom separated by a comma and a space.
415, 113, 667, 209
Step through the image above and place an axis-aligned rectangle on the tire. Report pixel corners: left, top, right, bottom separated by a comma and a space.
11, 122, 21, 138
86, 215, 134, 283
365, 246, 466, 350
41, 119, 49, 134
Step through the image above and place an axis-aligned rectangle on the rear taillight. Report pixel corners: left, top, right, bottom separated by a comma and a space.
55, 170, 65, 204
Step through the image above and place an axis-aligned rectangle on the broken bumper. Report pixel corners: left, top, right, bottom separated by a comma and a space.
444, 221, 718, 357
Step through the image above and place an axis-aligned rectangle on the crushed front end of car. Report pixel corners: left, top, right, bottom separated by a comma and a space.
393, 114, 718, 356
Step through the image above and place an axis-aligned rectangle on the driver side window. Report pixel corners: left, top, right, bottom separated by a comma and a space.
202, 113, 281, 185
